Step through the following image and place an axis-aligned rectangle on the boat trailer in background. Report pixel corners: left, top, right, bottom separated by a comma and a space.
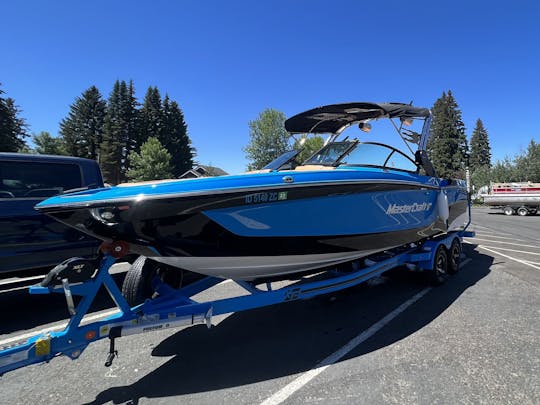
0, 230, 473, 376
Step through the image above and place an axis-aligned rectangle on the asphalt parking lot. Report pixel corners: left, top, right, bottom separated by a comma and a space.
0, 207, 538, 404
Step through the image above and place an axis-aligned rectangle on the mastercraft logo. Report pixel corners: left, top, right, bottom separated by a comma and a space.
386, 202, 432, 215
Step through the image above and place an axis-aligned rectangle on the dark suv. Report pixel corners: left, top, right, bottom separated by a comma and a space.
0, 153, 104, 273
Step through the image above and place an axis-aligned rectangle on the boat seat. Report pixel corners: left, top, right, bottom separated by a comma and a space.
294, 165, 336, 171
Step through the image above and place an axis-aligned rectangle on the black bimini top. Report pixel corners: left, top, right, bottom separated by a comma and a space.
285, 102, 430, 134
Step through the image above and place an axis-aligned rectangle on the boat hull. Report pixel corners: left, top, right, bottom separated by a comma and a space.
36, 171, 469, 280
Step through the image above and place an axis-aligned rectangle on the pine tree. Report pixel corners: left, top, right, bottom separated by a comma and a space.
161, 95, 194, 176
469, 118, 491, 171
100, 80, 139, 184
100, 81, 124, 184
60, 86, 106, 160
125, 80, 139, 167
515, 140, 540, 182
126, 137, 173, 181
244, 108, 289, 170
136, 86, 163, 150
0, 85, 28, 152
33, 131, 67, 155
490, 158, 518, 183
428, 91, 468, 178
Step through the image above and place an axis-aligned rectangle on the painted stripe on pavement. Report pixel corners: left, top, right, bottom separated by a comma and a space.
0, 309, 120, 346
464, 241, 540, 270
464, 237, 540, 249
260, 288, 431, 405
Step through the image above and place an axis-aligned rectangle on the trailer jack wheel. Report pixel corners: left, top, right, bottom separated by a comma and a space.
121, 256, 183, 306
430, 245, 448, 286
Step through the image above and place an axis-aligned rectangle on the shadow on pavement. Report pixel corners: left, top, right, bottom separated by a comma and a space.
86, 245, 492, 405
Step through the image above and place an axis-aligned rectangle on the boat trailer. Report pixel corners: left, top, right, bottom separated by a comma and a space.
0, 230, 473, 376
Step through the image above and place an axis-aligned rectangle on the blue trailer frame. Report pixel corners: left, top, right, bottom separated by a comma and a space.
0, 230, 473, 376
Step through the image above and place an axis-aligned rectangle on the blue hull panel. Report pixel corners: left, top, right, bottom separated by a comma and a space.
204, 189, 440, 237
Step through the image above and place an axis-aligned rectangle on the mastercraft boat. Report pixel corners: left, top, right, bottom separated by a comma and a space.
35, 102, 469, 280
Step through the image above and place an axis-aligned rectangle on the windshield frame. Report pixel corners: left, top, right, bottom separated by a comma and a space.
337, 141, 419, 173
262, 150, 301, 171
301, 141, 420, 173
302, 140, 359, 167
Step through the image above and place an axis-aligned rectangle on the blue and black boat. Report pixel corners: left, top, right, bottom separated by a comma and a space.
36, 102, 469, 280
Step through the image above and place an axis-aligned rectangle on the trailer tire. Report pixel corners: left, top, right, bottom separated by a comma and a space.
517, 207, 528, 216
430, 245, 448, 286
122, 256, 182, 306
503, 206, 514, 216
448, 238, 461, 274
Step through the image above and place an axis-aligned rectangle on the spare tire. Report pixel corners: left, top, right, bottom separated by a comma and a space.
121, 256, 182, 306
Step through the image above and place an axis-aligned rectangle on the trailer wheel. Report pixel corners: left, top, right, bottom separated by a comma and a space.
517, 207, 529, 216
122, 256, 182, 306
503, 206, 514, 216
448, 238, 461, 274
430, 245, 448, 286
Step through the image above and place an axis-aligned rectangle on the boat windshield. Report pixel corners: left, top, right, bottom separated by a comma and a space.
304, 142, 418, 172
262, 150, 301, 171
303, 142, 355, 166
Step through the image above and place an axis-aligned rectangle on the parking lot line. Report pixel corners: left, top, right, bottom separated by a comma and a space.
465, 238, 540, 249
471, 232, 527, 242
259, 288, 431, 405
464, 241, 540, 271
0, 309, 119, 346
0, 275, 44, 287
472, 245, 540, 256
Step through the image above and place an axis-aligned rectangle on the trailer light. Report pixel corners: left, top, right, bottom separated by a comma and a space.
100, 241, 130, 258
85, 330, 96, 340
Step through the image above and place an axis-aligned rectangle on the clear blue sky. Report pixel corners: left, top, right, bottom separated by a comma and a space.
2, 0, 539, 174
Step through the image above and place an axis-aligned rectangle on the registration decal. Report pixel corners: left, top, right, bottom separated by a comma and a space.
245, 191, 288, 204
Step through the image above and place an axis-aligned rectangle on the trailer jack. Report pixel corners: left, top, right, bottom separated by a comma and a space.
105, 328, 120, 367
